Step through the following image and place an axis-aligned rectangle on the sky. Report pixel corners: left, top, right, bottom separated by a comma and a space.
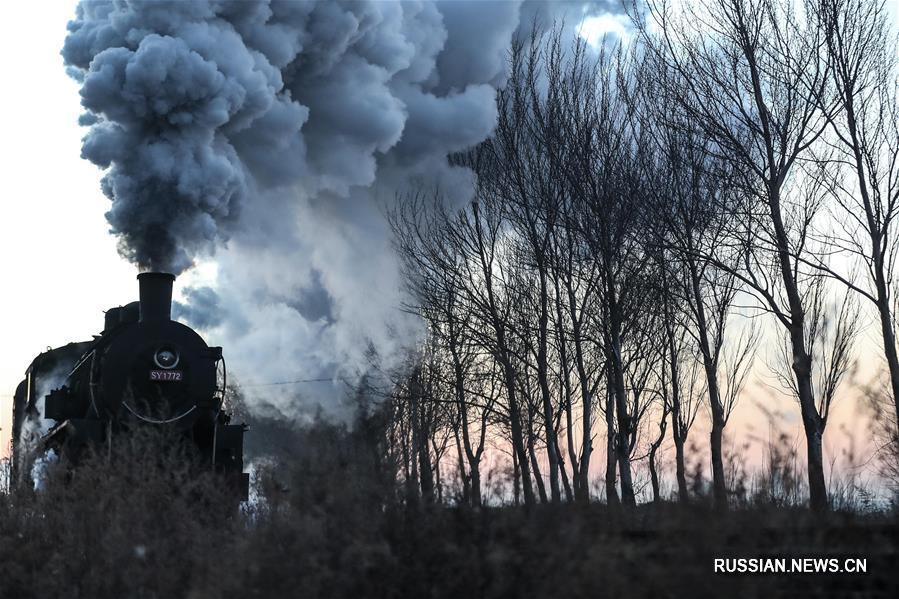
0, 0, 897, 488
0, 1, 135, 454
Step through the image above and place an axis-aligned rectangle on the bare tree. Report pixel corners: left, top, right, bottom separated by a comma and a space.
390, 191, 498, 507
654, 248, 702, 503
457, 184, 538, 506
642, 91, 754, 509
547, 39, 658, 508
644, 0, 835, 510
480, 39, 567, 502
385, 10, 872, 513
536, 33, 609, 504
806, 0, 899, 428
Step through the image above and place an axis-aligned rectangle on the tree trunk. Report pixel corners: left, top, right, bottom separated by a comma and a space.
537, 266, 562, 503
527, 406, 549, 504
566, 279, 594, 504
470, 461, 482, 507
649, 444, 661, 503
417, 403, 434, 504
672, 414, 689, 504
512, 448, 520, 506
454, 426, 471, 505
710, 410, 727, 509
649, 412, 667, 504
793, 347, 829, 512
873, 256, 899, 428
804, 411, 827, 512
563, 378, 581, 500
504, 362, 536, 506
605, 383, 619, 507
558, 439, 574, 502
608, 339, 636, 507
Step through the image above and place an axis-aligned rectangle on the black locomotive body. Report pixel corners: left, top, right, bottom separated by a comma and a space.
11, 273, 247, 497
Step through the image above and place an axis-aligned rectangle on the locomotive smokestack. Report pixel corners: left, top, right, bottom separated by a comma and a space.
137, 272, 175, 323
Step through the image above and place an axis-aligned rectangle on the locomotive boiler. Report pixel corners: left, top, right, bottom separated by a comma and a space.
10, 273, 248, 497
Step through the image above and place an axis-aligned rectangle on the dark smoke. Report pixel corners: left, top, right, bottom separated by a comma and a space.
64, 0, 626, 420
172, 285, 225, 330
63, 1, 309, 272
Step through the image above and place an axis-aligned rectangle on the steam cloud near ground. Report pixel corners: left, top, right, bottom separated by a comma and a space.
63, 0, 620, 421
19, 363, 73, 488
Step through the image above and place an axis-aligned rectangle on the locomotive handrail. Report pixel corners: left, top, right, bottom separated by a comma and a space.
68, 349, 93, 378
120, 401, 197, 425
88, 349, 101, 418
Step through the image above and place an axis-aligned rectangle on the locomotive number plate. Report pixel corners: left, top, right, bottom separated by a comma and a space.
150, 370, 183, 382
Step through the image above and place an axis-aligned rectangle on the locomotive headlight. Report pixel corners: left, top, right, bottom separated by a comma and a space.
153, 346, 180, 369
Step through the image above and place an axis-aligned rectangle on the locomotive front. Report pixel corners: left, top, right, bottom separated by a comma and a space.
11, 273, 247, 496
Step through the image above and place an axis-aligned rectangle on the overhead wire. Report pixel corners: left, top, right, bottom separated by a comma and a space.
240, 377, 334, 387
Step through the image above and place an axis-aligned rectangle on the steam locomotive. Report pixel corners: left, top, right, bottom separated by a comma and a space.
11, 273, 248, 497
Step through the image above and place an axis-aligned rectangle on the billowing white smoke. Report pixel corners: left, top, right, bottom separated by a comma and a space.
18, 363, 73, 454
18, 363, 73, 487
63, 0, 616, 421
31, 449, 59, 492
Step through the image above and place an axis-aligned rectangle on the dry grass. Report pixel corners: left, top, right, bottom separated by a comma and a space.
0, 417, 896, 599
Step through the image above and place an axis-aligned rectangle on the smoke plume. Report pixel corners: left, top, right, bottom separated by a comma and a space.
64, 0, 620, 421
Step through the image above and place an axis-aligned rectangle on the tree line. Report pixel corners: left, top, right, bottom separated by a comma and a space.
385, 0, 899, 513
